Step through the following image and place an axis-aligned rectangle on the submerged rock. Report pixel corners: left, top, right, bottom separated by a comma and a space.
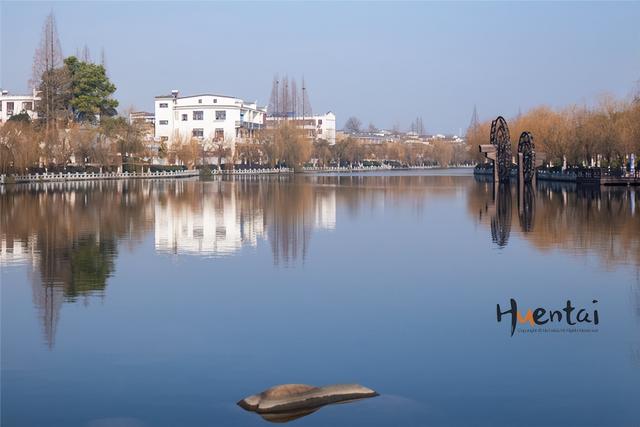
238, 383, 378, 422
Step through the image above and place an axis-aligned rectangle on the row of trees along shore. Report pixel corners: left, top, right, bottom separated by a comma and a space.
466, 92, 640, 170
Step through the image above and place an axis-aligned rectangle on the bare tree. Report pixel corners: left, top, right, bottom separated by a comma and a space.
31, 10, 70, 165
313, 139, 331, 167
68, 123, 97, 166
344, 117, 362, 134
268, 74, 313, 119
0, 122, 41, 174
280, 75, 290, 117
268, 74, 280, 117
30, 11, 64, 90
290, 77, 298, 118
301, 76, 312, 117
81, 45, 92, 63
415, 116, 425, 136
212, 138, 233, 169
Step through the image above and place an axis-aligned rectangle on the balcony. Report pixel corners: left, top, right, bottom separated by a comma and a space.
235, 120, 263, 130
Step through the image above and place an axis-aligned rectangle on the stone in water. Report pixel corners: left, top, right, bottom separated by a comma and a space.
237, 383, 379, 423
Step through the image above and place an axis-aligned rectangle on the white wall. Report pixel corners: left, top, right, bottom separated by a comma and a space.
0, 91, 39, 124
154, 93, 265, 150
317, 112, 336, 145
266, 112, 337, 144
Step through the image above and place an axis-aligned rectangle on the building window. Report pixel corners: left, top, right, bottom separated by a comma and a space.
23, 102, 33, 111
215, 128, 224, 141
213, 99, 217, 103
182, 114, 188, 121
193, 111, 204, 120
159, 103, 168, 108
198, 99, 202, 104
318, 119, 323, 125
215, 110, 226, 120
159, 120, 168, 125
192, 128, 204, 137
6, 102, 14, 114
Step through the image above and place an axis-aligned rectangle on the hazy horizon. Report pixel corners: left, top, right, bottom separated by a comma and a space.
1, 1, 639, 133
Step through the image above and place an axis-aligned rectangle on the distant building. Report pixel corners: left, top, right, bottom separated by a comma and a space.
266, 112, 336, 145
154, 90, 266, 147
129, 111, 155, 125
129, 111, 156, 143
0, 89, 40, 124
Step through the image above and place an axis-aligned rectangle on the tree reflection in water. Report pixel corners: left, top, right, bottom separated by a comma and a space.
1, 175, 638, 348
1, 180, 153, 347
470, 177, 640, 266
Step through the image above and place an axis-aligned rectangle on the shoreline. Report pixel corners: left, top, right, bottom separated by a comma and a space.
1, 165, 475, 185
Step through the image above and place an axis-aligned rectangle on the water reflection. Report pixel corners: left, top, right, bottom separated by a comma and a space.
2, 174, 639, 349
1, 180, 153, 347
470, 177, 640, 266
154, 181, 267, 257
491, 184, 512, 247
237, 383, 379, 423
518, 183, 535, 233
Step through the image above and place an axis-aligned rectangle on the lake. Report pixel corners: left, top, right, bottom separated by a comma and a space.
1, 169, 639, 427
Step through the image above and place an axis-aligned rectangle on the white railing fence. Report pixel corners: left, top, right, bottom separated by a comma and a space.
1, 169, 199, 184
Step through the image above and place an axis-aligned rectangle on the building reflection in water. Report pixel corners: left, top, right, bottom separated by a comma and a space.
0, 178, 342, 346
154, 181, 267, 257
153, 179, 336, 265
2, 175, 638, 348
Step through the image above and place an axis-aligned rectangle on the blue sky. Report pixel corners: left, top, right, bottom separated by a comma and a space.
1, 1, 639, 133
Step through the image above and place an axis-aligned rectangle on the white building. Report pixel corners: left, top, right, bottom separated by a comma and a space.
266, 112, 336, 145
0, 89, 40, 124
154, 91, 266, 148
129, 111, 155, 125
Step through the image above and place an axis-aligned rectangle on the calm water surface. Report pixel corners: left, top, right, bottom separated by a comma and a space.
1, 169, 639, 427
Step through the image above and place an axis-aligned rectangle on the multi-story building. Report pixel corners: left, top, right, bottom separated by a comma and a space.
154, 90, 266, 147
266, 112, 336, 145
0, 89, 40, 124
129, 111, 155, 126
129, 111, 156, 142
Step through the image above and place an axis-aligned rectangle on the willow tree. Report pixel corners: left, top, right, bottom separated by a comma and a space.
0, 122, 41, 174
